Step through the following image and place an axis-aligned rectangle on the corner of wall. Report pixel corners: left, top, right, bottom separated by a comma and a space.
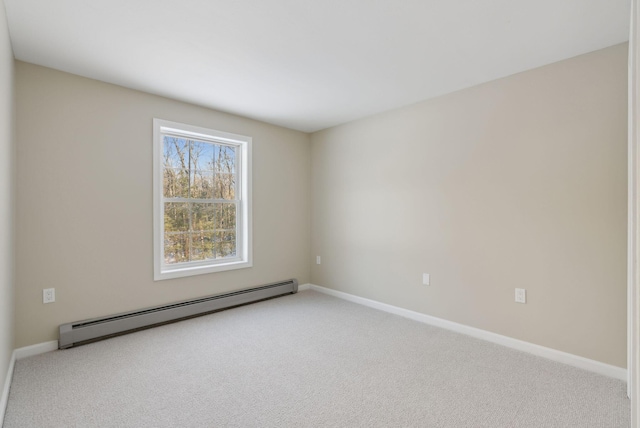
0, 0, 16, 423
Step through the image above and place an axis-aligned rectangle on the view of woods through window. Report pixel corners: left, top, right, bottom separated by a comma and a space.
162, 136, 238, 264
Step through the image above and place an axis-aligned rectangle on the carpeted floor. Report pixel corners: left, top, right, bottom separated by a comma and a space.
3, 290, 630, 427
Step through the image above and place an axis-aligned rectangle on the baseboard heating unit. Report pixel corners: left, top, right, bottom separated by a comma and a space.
59, 278, 298, 349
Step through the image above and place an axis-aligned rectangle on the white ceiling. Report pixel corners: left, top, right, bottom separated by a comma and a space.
3, 0, 631, 132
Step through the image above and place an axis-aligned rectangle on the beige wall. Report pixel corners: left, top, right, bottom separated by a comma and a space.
15, 62, 311, 348
11, 42, 629, 368
311, 44, 628, 367
0, 0, 14, 400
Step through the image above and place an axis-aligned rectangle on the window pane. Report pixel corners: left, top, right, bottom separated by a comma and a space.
190, 171, 214, 199
190, 140, 215, 172
163, 137, 189, 169
190, 232, 214, 261
191, 203, 215, 232
164, 203, 189, 233
164, 232, 189, 264
216, 231, 236, 258
214, 173, 236, 200
215, 145, 236, 173
214, 203, 236, 231
163, 168, 189, 198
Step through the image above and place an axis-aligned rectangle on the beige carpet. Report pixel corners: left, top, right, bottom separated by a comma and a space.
3, 290, 630, 427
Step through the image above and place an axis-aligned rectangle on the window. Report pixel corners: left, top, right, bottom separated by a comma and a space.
153, 119, 252, 280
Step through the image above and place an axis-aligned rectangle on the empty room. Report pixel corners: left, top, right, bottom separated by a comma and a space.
1, 0, 640, 427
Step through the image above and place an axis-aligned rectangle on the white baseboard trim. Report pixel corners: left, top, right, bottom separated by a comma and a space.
297, 283, 312, 291
0, 350, 16, 427
1, 340, 57, 425
13, 341, 58, 361
305, 284, 627, 381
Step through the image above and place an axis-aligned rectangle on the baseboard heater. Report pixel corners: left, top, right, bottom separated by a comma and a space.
59, 278, 298, 349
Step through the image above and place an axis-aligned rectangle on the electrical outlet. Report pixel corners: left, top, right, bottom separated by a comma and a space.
422, 273, 430, 285
43, 288, 55, 304
515, 288, 526, 304
316, 256, 321, 265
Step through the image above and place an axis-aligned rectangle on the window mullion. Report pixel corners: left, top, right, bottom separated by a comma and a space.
164, 197, 239, 203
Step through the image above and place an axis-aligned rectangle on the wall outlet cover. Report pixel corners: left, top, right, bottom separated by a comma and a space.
423, 273, 430, 285
43, 288, 55, 304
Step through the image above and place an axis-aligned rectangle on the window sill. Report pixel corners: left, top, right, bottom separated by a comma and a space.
154, 259, 253, 281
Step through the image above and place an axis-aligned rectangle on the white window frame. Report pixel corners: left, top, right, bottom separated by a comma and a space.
153, 118, 252, 280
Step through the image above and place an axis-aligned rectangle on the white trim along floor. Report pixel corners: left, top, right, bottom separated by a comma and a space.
1, 283, 626, 425
299, 284, 626, 381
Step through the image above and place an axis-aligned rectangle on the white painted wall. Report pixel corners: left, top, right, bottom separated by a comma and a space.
311, 44, 628, 367
0, 0, 14, 412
